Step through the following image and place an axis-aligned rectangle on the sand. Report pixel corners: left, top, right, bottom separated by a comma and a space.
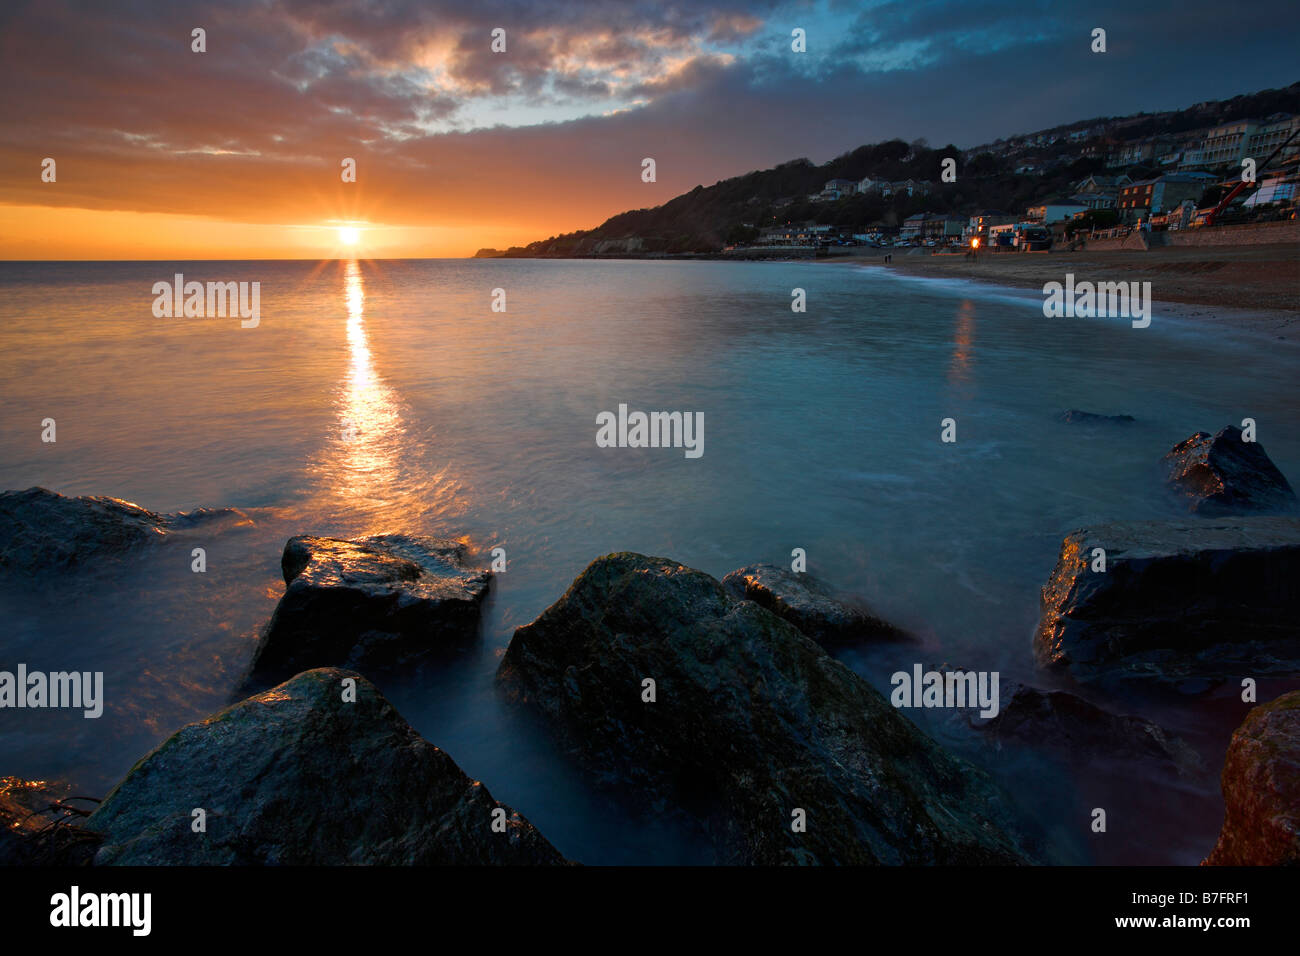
826, 243, 1300, 341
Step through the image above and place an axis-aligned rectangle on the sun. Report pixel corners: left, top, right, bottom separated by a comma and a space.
338, 225, 360, 247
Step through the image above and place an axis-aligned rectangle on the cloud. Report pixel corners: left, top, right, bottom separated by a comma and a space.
0, 0, 1296, 256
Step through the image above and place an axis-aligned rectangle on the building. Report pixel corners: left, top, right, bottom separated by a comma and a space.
921, 213, 966, 238
1246, 114, 1300, 164
900, 213, 928, 238
1070, 174, 1130, 210
889, 179, 929, 197
965, 210, 1013, 239
1181, 119, 1257, 170
1242, 173, 1298, 208
817, 178, 858, 201
1118, 172, 1217, 221
1026, 202, 1088, 223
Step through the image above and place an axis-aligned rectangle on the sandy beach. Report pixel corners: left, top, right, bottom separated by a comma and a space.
830, 243, 1300, 339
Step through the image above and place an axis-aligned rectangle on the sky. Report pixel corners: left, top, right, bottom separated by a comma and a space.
0, 0, 1297, 259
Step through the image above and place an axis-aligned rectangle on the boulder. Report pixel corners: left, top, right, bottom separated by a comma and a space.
1162, 426, 1297, 514
87, 668, 566, 865
0, 486, 251, 573
497, 552, 1032, 865
1059, 409, 1135, 424
0, 777, 101, 865
1034, 518, 1300, 688
1204, 691, 1300, 866
721, 563, 906, 645
241, 534, 490, 691
971, 682, 1201, 777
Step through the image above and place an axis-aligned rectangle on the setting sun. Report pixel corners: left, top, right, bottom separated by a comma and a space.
338, 226, 360, 246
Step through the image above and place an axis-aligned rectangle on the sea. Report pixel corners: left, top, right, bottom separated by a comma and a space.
1, 257, 1297, 864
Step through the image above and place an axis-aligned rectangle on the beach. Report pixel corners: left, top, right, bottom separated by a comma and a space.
831, 242, 1300, 337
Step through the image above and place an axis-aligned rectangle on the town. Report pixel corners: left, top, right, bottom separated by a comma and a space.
732, 105, 1298, 257
479, 82, 1299, 260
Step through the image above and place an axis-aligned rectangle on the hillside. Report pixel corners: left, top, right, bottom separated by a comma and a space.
474, 81, 1299, 258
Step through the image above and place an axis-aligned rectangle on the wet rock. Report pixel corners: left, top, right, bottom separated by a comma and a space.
971, 682, 1201, 777
0, 487, 251, 573
1059, 409, 1135, 424
242, 534, 490, 692
0, 777, 101, 865
1034, 518, 1300, 688
1204, 691, 1300, 866
1162, 426, 1297, 514
497, 552, 1033, 865
721, 563, 906, 645
0, 487, 165, 572
87, 668, 566, 865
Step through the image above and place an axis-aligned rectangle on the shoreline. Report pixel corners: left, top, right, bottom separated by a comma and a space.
815, 243, 1300, 341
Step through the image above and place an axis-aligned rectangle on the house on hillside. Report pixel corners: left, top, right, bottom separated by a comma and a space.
816, 178, 857, 201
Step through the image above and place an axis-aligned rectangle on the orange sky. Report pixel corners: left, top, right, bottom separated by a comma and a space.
2, 1, 1293, 259
0, 202, 590, 261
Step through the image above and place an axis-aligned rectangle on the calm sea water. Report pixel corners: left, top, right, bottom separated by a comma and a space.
1, 258, 1297, 864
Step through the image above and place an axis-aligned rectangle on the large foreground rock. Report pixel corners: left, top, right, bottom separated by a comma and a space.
0, 486, 250, 573
721, 563, 906, 645
0, 777, 101, 865
242, 535, 490, 691
498, 553, 1032, 865
1204, 691, 1300, 866
1162, 426, 1297, 514
87, 668, 565, 865
1034, 518, 1300, 688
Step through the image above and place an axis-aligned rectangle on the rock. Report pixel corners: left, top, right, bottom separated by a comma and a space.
1204, 691, 1300, 866
720, 563, 906, 645
1059, 409, 1135, 424
0, 487, 165, 572
1034, 518, 1300, 687
497, 552, 1032, 865
87, 668, 566, 865
0, 777, 101, 865
0, 487, 251, 573
1162, 426, 1297, 514
241, 534, 491, 692
972, 682, 1201, 777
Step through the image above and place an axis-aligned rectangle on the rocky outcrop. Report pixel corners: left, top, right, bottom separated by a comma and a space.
0, 777, 101, 865
497, 552, 1032, 865
971, 682, 1201, 777
0, 486, 250, 573
1162, 426, 1297, 514
1034, 518, 1300, 688
87, 668, 565, 865
720, 563, 906, 646
1059, 409, 1135, 424
241, 535, 490, 692
1204, 691, 1300, 866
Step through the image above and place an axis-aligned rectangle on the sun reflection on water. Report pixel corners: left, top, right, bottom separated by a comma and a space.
295, 259, 472, 534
